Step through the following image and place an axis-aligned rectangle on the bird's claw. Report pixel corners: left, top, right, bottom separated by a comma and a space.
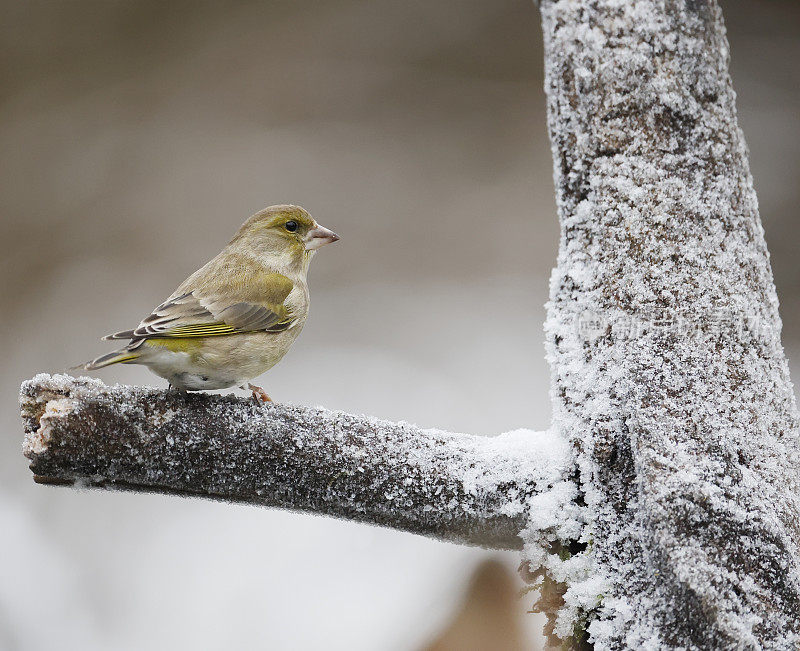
247, 383, 272, 403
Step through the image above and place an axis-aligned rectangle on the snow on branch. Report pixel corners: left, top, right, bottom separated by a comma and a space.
21, 374, 572, 551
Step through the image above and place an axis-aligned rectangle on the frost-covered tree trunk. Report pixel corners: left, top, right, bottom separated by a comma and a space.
19, 0, 800, 648
536, 0, 800, 647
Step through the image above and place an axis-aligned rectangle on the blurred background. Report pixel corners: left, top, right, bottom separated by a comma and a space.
1, 1, 797, 649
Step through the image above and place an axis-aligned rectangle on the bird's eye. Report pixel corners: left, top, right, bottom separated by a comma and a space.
284, 220, 298, 232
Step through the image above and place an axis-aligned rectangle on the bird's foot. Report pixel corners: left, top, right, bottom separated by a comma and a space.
245, 383, 272, 403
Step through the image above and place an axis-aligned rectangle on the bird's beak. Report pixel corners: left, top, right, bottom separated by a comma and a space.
304, 225, 340, 250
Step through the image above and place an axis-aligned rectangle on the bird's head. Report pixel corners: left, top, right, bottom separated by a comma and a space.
230, 205, 339, 270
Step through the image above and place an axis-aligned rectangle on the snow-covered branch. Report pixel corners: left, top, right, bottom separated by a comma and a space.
536, 0, 800, 646
21, 374, 570, 550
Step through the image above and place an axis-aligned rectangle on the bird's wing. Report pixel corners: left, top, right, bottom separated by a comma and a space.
104, 272, 296, 341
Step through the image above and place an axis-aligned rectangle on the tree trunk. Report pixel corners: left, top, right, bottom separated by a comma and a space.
536, 0, 800, 646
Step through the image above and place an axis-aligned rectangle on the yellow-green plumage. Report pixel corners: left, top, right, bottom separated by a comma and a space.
83, 205, 339, 392
146, 338, 205, 352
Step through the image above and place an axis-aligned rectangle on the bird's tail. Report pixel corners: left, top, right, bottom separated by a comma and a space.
78, 348, 141, 371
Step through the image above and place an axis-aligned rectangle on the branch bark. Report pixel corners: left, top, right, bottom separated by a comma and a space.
20, 374, 568, 551
537, 0, 800, 646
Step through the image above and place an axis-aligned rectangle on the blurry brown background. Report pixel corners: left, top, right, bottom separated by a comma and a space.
1, 1, 797, 649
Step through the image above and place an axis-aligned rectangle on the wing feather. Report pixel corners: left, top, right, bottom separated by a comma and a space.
103, 272, 296, 341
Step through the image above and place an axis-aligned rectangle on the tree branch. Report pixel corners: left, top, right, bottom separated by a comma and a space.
20, 374, 569, 551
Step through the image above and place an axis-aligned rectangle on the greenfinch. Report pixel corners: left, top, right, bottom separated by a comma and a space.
82, 205, 339, 401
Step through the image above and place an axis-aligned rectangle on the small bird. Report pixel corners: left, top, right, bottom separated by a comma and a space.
82, 205, 339, 401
